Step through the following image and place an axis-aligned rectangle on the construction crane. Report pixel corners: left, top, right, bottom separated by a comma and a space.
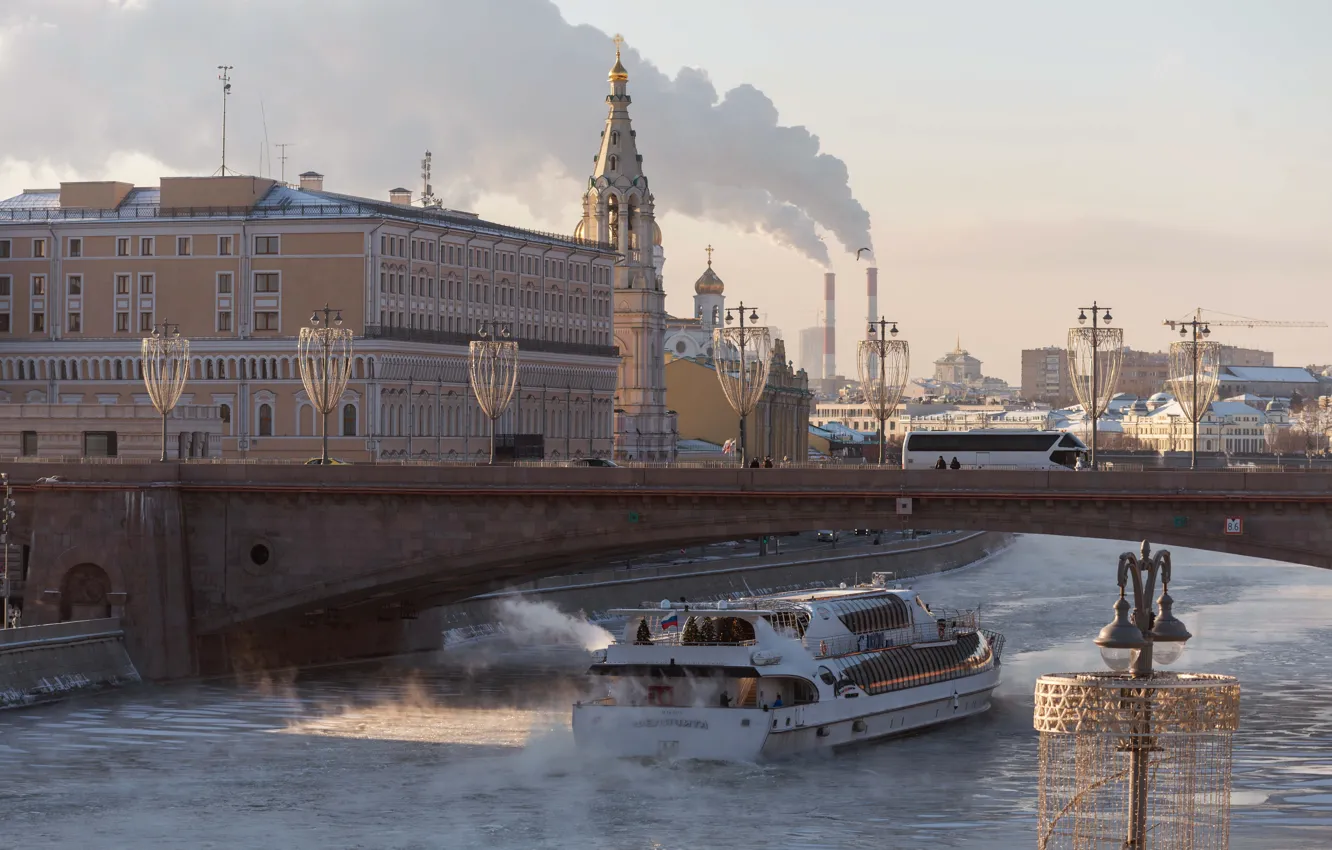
1163, 308, 1327, 333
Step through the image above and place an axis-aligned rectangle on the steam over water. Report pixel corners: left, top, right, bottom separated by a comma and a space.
2, 535, 1331, 849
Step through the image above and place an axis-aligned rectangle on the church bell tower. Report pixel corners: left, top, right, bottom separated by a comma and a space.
578, 36, 676, 461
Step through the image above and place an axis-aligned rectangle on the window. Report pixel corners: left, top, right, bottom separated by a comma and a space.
116, 237, 129, 257
139, 237, 153, 256
115, 312, 129, 332
67, 275, 82, 295
380, 235, 387, 254
67, 313, 81, 333
116, 274, 130, 295
83, 431, 117, 458
218, 235, 233, 256
68, 238, 82, 258
177, 236, 191, 256
33, 313, 45, 332
254, 272, 279, 292
139, 274, 154, 294
32, 275, 45, 296
254, 235, 279, 255
32, 239, 46, 258
0, 315, 8, 333
217, 272, 232, 294
21, 431, 37, 457
0, 276, 9, 296
258, 403, 273, 436
218, 311, 232, 331
608, 155, 618, 171
254, 311, 280, 330
139, 312, 153, 332
219, 404, 231, 425
0, 240, 9, 258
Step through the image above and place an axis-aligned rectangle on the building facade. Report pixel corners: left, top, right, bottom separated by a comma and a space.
0, 175, 622, 461
666, 339, 810, 462
0, 402, 223, 459
664, 250, 726, 359
933, 340, 983, 384
577, 45, 677, 461
1020, 346, 1073, 406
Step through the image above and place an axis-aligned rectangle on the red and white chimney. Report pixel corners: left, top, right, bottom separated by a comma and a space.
866, 266, 878, 338
823, 272, 836, 379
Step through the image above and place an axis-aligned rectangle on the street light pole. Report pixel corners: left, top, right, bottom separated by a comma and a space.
716, 302, 770, 467
1073, 303, 1116, 470
858, 318, 908, 466
1093, 540, 1192, 849
141, 319, 189, 463
1164, 317, 1215, 470
298, 304, 353, 465
468, 321, 519, 465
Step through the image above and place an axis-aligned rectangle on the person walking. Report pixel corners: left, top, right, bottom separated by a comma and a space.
763, 457, 774, 468
934, 455, 947, 470
749, 457, 761, 469
949, 457, 961, 470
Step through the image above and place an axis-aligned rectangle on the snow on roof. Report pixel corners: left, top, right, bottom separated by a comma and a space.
1222, 366, 1317, 383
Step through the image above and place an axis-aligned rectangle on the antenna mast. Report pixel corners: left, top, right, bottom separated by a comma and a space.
215, 65, 234, 176
420, 150, 439, 207
276, 143, 293, 184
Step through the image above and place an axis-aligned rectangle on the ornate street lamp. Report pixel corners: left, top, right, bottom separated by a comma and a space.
468, 321, 519, 465
1165, 317, 1221, 469
141, 319, 189, 462
298, 304, 354, 466
713, 302, 771, 467
1034, 541, 1239, 850
1068, 303, 1122, 469
1, 473, 15, 629
857, 318, 909, 466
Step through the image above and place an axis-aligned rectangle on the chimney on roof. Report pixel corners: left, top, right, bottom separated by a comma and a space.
389, 187, 412, 206
298, 171, 324, 192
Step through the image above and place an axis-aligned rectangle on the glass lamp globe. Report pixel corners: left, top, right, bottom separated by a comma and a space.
1099, 646, 1135, 672
1153, 641, 1187, 666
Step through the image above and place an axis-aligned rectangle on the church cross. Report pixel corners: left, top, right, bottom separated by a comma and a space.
613, 33, 624, 58
706, 244, 713, 266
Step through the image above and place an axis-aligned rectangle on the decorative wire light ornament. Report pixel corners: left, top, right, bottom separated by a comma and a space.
857, 326, 909, 465
1169, 340, 1222, 425
297, 305, 354, 465
1034, 672, 1240, 850
1067, 325, 1124, 460
468, 322, 519, 464
141, 321, 190, 462
713, 315, 771, 465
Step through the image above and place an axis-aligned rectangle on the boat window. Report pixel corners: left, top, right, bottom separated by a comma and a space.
907, 432, 1060, 453
817, 666, 836, 686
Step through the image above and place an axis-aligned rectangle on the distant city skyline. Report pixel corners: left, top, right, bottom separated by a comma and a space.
1, 0, 1329, 382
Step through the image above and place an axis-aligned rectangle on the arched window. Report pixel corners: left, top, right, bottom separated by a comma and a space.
258, 403, 273, 436
611, 131, 619, 145
608, 154, 618, 171
342, 403, 357, 436
219, 403, 231, 425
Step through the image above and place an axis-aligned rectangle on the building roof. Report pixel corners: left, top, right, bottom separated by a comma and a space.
1222, 366, 1317, 383
0, 181, 613, 253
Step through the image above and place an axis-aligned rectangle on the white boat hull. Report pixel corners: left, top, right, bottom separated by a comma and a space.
573, 668, 1000, 761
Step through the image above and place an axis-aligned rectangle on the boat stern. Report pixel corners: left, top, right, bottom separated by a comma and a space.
572, 702, 770, 761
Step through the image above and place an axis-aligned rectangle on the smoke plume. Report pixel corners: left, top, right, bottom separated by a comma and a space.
0, 0, 873, 264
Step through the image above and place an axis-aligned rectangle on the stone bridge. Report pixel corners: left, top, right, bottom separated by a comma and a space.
7, 463, 1331, 679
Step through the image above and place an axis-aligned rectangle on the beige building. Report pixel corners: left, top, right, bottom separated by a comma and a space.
1020, 346, 1073, 406
666, 340, 810, 462
0, 402, 223, 459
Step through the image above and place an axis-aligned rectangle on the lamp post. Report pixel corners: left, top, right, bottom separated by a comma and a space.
857, 318, 909, 466
297, 304, 354, 465
1068, 303, 1122, 470
1092, 541, 1191, 848
468, 321, 519, 464
1, 473, 15, 629
141, 319, 190, 462
713, 302, 771, 467
1165, 317, 1220, 469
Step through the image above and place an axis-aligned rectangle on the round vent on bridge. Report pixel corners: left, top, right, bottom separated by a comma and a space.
250, 544, 271, 566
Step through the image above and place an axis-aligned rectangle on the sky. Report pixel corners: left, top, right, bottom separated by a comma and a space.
1, 0, 1330, 382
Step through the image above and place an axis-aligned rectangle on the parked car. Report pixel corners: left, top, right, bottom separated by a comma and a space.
568, 458, 619, 467
853, 528, 872, 536
816, 530, 838, 542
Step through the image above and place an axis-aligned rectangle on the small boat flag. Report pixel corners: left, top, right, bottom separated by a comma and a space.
660, 612, 680, 630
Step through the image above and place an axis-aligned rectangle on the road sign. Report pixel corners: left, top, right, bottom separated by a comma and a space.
1224, 517, 1243, 535
1173, 516, 1188, 528
896, 498, 912, 516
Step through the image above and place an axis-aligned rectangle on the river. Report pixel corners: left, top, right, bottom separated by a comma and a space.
1, 534, 1330, 849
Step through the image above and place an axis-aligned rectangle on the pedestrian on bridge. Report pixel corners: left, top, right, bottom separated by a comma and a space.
935, 456, 947, 470
949, 457, 961, 470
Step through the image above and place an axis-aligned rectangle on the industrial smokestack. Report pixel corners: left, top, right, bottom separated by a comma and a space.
866, 266, 878, 337
824, 272, 836, 379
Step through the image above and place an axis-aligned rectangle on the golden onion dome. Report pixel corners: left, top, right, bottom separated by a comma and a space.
652, 220, 662, 246
695, 266, 724, 296
573, 219, 586, 240
609, 35, 629, 82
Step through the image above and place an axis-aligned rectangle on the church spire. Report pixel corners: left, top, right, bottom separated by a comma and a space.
593, 35, 643, 181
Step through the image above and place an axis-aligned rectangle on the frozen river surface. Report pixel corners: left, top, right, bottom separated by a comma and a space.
1, 535, 1331, 849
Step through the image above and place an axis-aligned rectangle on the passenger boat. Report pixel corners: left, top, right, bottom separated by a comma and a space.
572, 574, 1004, 760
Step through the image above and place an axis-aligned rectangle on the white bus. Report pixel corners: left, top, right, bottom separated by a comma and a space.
902, 430, 1088, 471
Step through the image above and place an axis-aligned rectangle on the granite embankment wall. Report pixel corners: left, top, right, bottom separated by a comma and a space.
444, 531, 1012, 631
0, 618, 140, 708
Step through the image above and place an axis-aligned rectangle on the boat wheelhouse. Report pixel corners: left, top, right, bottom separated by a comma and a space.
572, 574, 1003, 760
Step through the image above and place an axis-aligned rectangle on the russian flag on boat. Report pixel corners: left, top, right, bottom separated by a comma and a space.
661, 612, 680, 630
